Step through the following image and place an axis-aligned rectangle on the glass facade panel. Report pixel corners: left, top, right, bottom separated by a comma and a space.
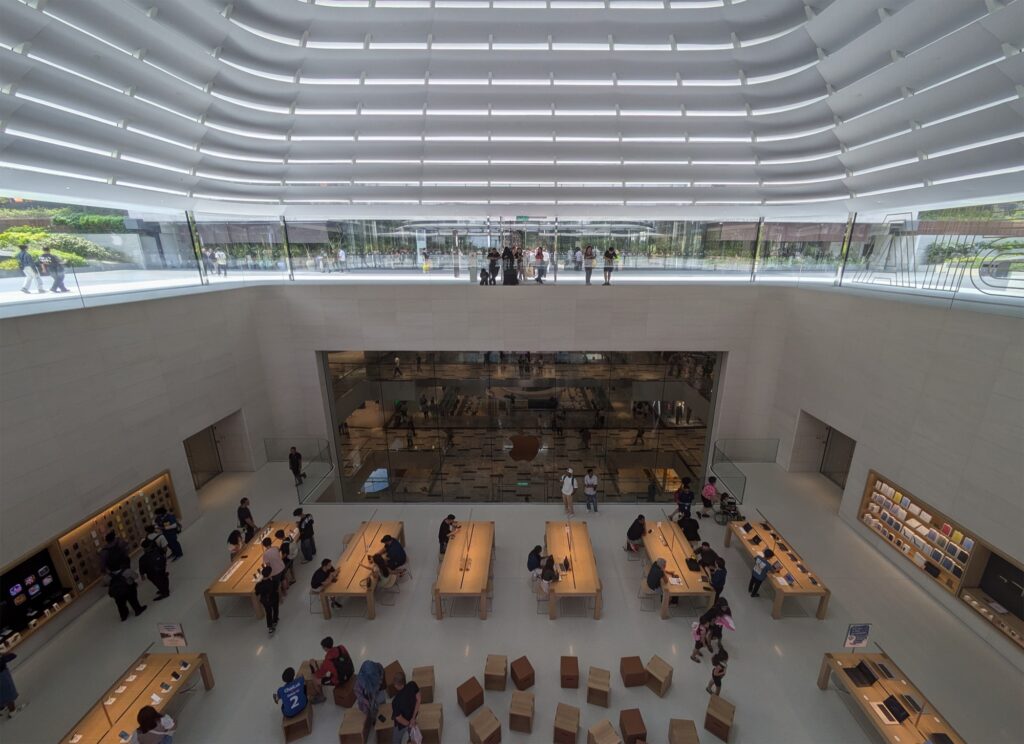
192, 214, 290, 282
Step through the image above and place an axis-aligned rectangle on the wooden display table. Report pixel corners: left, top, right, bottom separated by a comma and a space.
205, 519, 297, 620
642, 520, 715, 617
60, 652, 214, 744
724, 519, 830, 620
545, 521, 602, 620
818, 651, 966, 744
434, 521, 495, 619
321, 521, 405, 620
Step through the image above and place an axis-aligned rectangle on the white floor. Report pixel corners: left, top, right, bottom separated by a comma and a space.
4, 463, 1021, 743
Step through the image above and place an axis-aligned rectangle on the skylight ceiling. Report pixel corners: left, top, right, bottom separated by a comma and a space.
0, 0, 1021, 217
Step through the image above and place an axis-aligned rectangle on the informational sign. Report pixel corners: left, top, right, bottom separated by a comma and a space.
158, 622, 187, 648
844, 623, 871, 649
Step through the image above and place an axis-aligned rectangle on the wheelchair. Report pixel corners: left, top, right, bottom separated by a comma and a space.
714, 493, 744, 525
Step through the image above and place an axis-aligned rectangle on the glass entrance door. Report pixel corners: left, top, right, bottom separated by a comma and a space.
819, 427, 856, 489
184, 425, 223, 490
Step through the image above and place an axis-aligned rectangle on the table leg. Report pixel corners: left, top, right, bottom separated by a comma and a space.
366, 588, 376, 620
724, 527, 733, 548
817, 655, 832, 690
321, 593, 332, 620
660, 591, 670, 620
771, 591, 784, 620
434, 587, 443, 620
204, 591, 220, 620
480, 590, 488, 620
549, 589, 558, 620
816, 590, 831, 620
251, 593, 264, 619
198, 653, 216, 690
594, 587, 602, 620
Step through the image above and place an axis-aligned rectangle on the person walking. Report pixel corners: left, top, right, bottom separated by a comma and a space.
633, 426, 646, 446
390, 673, 421, 744
748, 548, 777, 597
154, 507, 183, 561
255, 565, 280, 635
583, 468, 599, 512
699, 476, 719, 519
710, 557, 727, 602
294, 507, 316, 563
238, 497, 257, 543
393, 356, 403, 377
16, 244, 45, 294
602, 246, 617, 285
559, 467, 578, 516
37, 246, 70, 293
288, 447, 306, 486
337, 246, 347, 272
583, 245, 596, 285
214, 249, 228, 276
706, 649, 728, 695
0, 652, 26, 719
108, 559, 147, 621
130, 706, 175, 744
138, 539, 170, 601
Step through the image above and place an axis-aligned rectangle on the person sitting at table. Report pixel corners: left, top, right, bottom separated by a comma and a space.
676, 509, 701, 546
311, 559, 343, 610
274, 529, 296, 583
262, 537, 290, 596
312, 636, 355, 692
526, 545, 547, 579
624, 515, 646, 552
130, 705, 175, 744
227, 530, 245, 561
646, 557, 668, 592
371, 553, 398, 590
538, 556, 561, 596
438, 514, 459, 555
274, 667, 310, 718
378, 535, 407, 572
696, 541, 720, 569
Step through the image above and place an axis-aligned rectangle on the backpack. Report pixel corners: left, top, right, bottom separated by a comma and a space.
332, 646, 355, 683
108, 571, 135, 598
355, 661, 385, 713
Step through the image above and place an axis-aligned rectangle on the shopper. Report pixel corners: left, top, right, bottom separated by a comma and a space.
706, 649, 729, 695
16, 244, 45, 294
624, 515, 646, 552
559, 467, 577, 516
583, 245, 596, 284
371, 553, 398, 590
534, 246, 547, 283
99, 532, 130, 574
130, 705, 175, 744
237, 498, 257, 542
646, 557, 668, 592
108, 558, 147, 621
37, 246, 70, 293
355, 660, 388, 734
255, 565, 280, 635
313, 637, 355, 689
670, 477, 695, 518
438, 514, 458, 554
154, 507, 183, 561
690, 598, 728, 662
274, 529, 296, 583
275, 667, 310, 718
583, 468, 599, 512
138, 539, 170, 601
393, 356, 403, 377
0, 651, 25, 719
227, 529, 245, 560
144, 523, 169, 556
602, 246, 617, 285
337, 246, 347, 272
710, 557, 727, 601
262, 537, 289, 595
391, 673, 421, 744
676, 510, 701, 546
539, 556, 561, 595
748, 548, 777, 597
294, 507, 316, 563
311, 559, 343, 609
527, 545, 546, 579
697, 541, 721, 569
379, 535, 407, 571
699, 476, 718, 519
288, 447, 306, 486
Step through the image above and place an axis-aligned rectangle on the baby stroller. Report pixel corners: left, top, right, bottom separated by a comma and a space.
714, 493, 743, 525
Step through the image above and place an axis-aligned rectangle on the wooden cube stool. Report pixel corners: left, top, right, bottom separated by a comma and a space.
560, 655, 580, 688
510, 655, 535, 690
704, 695, 735, 742
619, 656, 647, 687
668, 718, 700, 744
419, 703, 443, 744
374, 702, 393, 744
333, 676, 356, 707
282, 702, 313, 742
645, 655, 673, 697
484, 654, 508, 691
338, 708, 366, 744
619, 708, 647, 744
509, 690, 534, 733
469, 706, 502, 744
384, 661, 405, 697
412, 666, 435, 704
586, 666, 611, 708
553, 702, 580, 744
418, 703, 443, 744
587, 719, 623, 744
457, 676, 485, 716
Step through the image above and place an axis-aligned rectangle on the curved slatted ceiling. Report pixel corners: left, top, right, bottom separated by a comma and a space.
0, 0, 1021, 217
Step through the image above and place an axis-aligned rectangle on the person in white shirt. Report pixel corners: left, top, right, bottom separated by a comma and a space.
262, 538, 289, 595
583, 468, 599, 512
214, 249, 228, 276
559, 467, 577, 516
336, 247, 346, 272
130, 706, 175, 744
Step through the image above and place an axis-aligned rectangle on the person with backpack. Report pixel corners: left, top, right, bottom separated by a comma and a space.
108, 558, 147, 621
294, 507, 316, 563
255, 565, 280, 635
312, 637, 354, 694
154, 507, 183, 561
559, 467, 577, 516
355, 660, 388, 738
748, 548, 777, 598
138, 539, 170, 601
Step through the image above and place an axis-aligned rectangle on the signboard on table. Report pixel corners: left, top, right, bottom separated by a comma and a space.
844, 623, 871, 649
158, 622, 187, 648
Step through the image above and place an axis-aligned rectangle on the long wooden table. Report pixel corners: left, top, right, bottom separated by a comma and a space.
60, 652, 214, 744
321, 520, 405, 620
818, 652, 966, 744
544, 521, 602, 620
433, 521, 495, 619
724, 519, 830, 620
204, 520, 297, 620
642, 520, 715, 618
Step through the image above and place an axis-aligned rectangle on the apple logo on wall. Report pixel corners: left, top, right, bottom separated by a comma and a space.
509, 435, 541, 462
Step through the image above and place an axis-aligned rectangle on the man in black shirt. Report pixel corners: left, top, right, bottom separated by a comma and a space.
646, 558, 667, 591
238, 498, 257, 543
438, 514, 458, 555
294, 508, 316, 563
255, 565, 280, 635
677, 511, 701, 545
697, 541, 720, 569
311, 559, 342, 610
391, 673, 421, 743
99, 532, 129, 575
138, 539, 170, 601
624, 515, 646, 552
288, 447, 306, 486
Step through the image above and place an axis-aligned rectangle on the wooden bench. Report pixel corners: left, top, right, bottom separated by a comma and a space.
668, 718, 700, 744
587, 719, 623, 744
645, 655, 673, 697
338, 708, 366, 744
484, 654, 508, 691
554, 702, 580, 744
587, 667, 611, 708
469, 706, 502, 744
419, 702, 443, 744
704, 694, 735, 742
458, 676, 485, 716
509, 690, 534, 733
282, 702, 313, 742
412, 666, 435, 704
619, 656, 647, 687
561, 655, 579, 688
510, 655, 535, 690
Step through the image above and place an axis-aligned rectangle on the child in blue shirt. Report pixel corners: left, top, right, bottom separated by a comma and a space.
274, 667, 308, 718
748, 548, 776, 597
